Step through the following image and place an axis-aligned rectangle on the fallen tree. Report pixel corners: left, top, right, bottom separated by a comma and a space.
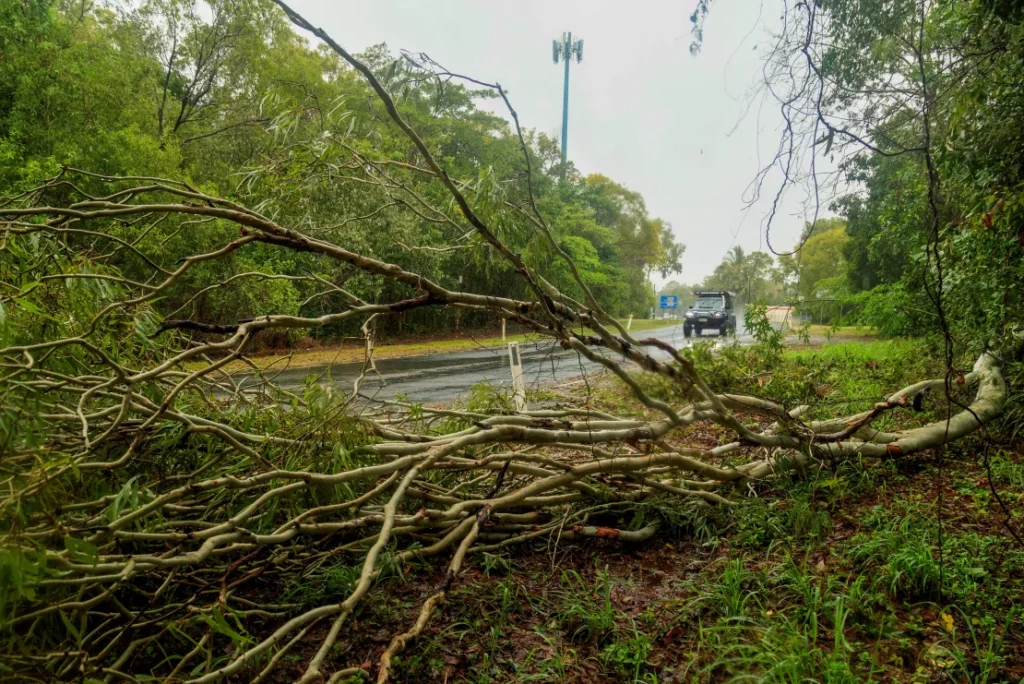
0, 3, 1010, 682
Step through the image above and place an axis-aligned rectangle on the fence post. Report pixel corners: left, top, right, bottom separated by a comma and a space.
507, 342, 526, 412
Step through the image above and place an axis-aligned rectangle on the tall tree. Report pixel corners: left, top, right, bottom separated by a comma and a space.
795, 223, 849, 299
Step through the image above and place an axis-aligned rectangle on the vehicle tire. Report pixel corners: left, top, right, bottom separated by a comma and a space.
694, 327, 702, 336
720, 325, 728, 336
683, 325, 692, 338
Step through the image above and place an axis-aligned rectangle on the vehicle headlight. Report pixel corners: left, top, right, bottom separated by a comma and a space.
714, 312, 724, 317
684, 311, 694, 318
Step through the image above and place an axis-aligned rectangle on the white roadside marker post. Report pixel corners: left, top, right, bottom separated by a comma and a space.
501, 318, 506, 341
507, 342, 526, 412
627, 315, 633, 331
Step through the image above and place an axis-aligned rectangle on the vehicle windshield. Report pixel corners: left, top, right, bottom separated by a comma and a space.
693, 297, 724, 310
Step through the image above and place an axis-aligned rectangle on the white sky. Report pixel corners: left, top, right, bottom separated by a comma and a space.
288, 0, 817, 284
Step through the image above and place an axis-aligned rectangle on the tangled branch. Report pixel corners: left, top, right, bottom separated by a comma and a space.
0, 3, 1009, 682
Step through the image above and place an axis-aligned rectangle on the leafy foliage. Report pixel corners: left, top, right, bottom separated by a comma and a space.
0, 0, 683, 345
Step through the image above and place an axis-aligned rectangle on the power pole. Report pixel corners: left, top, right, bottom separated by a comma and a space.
552, 32, 583, 166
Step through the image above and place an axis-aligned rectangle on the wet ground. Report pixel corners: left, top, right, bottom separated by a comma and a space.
240, 318, 757, 405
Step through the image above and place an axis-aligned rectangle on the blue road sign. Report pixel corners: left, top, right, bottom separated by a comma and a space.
659, 295, 678, 309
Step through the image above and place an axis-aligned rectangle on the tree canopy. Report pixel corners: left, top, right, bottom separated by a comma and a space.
0, 0, 682, 342
712, 0, 1024, 347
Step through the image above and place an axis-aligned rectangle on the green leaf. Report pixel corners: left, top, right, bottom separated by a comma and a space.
64, 537, 99, 566
12, 298, 41, 314
199, 607, 249, 646
59, 609, 81, 641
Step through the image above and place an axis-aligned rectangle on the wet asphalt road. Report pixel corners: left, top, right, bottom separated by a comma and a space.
255, 316, 755, 405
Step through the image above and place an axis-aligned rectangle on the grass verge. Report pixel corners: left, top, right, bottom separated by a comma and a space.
789, 324, 880, 340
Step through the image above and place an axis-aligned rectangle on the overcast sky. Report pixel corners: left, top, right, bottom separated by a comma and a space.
287, 0, 817, 284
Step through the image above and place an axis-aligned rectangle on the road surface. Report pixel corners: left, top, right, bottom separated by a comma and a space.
248, 318, 757, 405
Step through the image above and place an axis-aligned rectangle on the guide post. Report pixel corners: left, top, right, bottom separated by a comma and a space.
507, 342, 526, 412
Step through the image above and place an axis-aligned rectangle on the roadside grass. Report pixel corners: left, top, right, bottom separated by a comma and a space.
638, 337, 957, 427
189, 317, 676, 373
788, 324, 880, 340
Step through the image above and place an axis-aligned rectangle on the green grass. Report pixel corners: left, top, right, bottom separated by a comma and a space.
783, 338, 924, 364
789, 324, 879, 339
637, 337, 954, 429
558, 567, 620, 643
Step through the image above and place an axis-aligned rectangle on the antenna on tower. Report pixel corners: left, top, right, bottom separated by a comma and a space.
552, 32, 584, 167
